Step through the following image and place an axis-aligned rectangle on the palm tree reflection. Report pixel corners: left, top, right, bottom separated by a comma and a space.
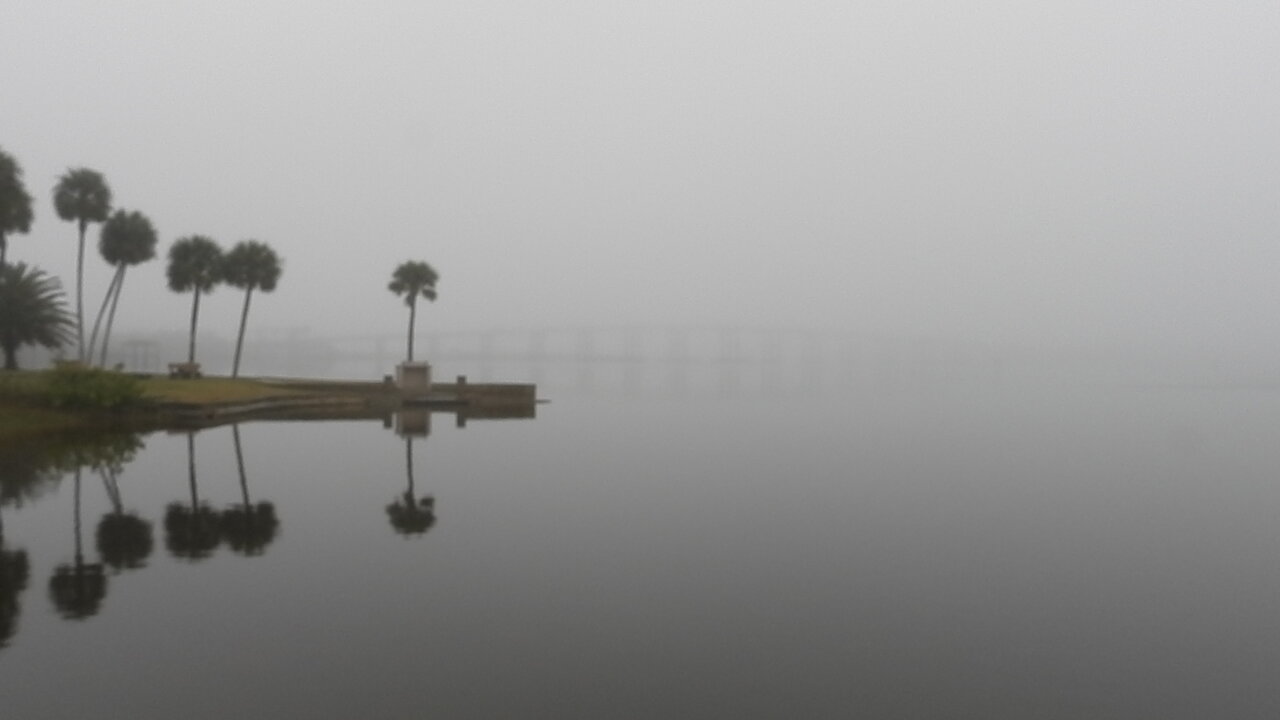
0, 448, 63, 511
1, 430, 143, 624
220, 425, 278, 556
0, 441, 52, 643
48, 468, 107, 620
386, 411, 436, 536
95, 465, 153, 571
164, 432, 221, 560
0, 514, 30, 647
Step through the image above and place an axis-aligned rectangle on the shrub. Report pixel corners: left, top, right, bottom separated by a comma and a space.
43, 365, 143, 410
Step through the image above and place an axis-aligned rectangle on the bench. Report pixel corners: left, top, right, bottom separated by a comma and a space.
168, 362, 202, 379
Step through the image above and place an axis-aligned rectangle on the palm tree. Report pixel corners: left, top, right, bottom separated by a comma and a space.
86, 210, 157, 367
388, 261, 439, 362
222, 240, 282, 378
164, 432, 222, 560
53, 168, 112, 360
0, 263, 75, 370
0, 148, 34, 269
220, 425, 279, 555
166, 236, 223, 366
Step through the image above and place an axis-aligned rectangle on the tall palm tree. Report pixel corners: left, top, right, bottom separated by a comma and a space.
0, 263, 75, 370
52, 168, 112, 360
222, 240, 282, 378
220, 425, 279, 555
388, 261, 439, 362
0, 148, 34, 270
166, 236, 223, 366
87, 210, 157, 367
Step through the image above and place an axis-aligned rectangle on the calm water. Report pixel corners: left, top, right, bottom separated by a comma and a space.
3, 372, 1280, 718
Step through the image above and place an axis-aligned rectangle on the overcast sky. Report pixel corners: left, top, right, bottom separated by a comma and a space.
3, 1, 1279, 354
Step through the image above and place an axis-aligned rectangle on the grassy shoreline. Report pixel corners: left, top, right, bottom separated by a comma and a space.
0, 370, 331, 441
0, 368, 537, 442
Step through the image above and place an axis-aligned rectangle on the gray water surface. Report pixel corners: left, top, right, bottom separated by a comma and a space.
2, 378, 1280, 718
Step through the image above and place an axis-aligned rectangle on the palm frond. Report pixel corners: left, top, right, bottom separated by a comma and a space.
0, 263, 75, 363
167, 236, 224, 293
222, 240, 282, 292
388, 260, 440, 302
99, 210, 158, 266
0, 147, 34, 237
52, 168, 112, 224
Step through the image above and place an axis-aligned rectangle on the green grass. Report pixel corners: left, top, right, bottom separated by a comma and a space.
137, 376, 309, 404
4, 371, 313, 405
0, 370, 316, 441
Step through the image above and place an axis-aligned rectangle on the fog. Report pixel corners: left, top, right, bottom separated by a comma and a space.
4, 1, 1279, 379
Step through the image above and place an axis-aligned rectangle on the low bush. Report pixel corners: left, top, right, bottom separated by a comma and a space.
43, 365, 144, 410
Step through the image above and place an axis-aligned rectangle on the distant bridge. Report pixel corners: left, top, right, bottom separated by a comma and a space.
331, 325, 847, 367
109, 324, 1008, 396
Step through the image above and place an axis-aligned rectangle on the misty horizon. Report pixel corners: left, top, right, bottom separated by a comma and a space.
4, 1, 1279, 371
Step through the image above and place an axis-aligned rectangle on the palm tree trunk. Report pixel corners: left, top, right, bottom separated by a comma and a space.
99, 266, 127, 367
232, 285, 254, 378
87, 264, 124, 365
187, 289, 201, 365
73, 467, 84, 565
99, 467, 123, 515
2, 344, 16, 371
76, 219, 87, 361
233, 424, 250, 507
405, 436, 415, 501
187, 433, 199, 510
0, 233, 7, 268
406, 297, 417, 362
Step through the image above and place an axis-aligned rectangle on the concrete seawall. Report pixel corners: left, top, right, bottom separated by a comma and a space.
427, 381, 537, 404
158, 377, 539, 427
253, 377, 537, 405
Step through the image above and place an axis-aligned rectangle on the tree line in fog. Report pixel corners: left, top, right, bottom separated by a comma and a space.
1, 145, 440, 372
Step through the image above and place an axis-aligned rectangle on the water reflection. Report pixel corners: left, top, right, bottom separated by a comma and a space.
96, 468, 154, 571
387, 410, 436, 536
164, 432, 222, 561
0, 452, 35, 645
96, 439, 153, 571
0, 446, 62, 510
0, 400, 534, 652
164, 425, 282, 560
49, 469, 107, 620
0, 519, 29, 647
1, 430, 145, 633
221, 424, 278, 556
47, 434, 146, 620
